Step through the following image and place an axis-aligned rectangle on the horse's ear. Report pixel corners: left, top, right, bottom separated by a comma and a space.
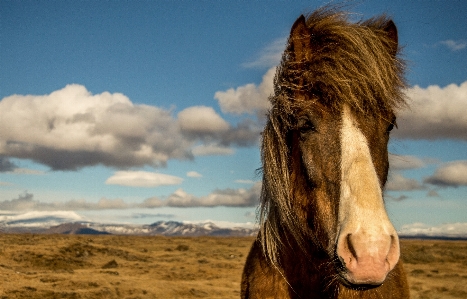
289, 15, 312, 61
383, 20, 398, 56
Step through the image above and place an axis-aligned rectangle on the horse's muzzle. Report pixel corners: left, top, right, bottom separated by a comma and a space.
335, 232, 400, 286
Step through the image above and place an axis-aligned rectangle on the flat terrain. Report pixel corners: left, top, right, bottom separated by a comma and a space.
0, 234, 466, 298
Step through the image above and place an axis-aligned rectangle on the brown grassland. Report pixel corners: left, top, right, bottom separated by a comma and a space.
0, 234, 466, 298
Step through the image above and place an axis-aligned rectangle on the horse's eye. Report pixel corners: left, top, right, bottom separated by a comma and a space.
297, 117, 316, 134
387, 117, 397, 133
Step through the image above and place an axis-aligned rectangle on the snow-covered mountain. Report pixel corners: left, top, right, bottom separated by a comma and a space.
90, 221, 258, 236
1, 220, 258, 237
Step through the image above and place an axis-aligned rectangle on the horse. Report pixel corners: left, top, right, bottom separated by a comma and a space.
242, 7, 409, 299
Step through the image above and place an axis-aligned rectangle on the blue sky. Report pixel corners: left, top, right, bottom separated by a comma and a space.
1, 0, 466, 236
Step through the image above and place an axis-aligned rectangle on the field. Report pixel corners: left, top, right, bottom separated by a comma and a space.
1, 234, 466, 299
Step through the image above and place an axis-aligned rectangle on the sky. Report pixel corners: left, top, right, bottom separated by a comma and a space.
1, 0, 466, 236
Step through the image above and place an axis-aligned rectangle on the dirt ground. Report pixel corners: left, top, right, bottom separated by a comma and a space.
0, 234, 466, 298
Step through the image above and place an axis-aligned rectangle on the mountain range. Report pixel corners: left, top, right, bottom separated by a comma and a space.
1, 221, 258, 237
1, 216, 466, 240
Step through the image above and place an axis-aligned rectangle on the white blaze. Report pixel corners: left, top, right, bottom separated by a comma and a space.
338, 104, 395, 245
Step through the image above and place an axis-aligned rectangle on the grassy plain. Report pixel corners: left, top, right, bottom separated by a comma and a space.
0, 234, 466, 298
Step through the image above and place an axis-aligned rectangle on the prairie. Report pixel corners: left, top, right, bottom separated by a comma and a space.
0, 234, 466, 298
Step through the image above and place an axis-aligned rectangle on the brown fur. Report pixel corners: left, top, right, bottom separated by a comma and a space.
242, 7, 409, 299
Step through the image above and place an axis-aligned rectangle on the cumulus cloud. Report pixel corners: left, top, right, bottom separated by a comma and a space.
0, 85, 192, 170
166, 183, 261, 207
440, 39, 467, 51
105, 171, 183, 187
399, 222, 467, 238
96, 197, 129, 209
214, 67, 275, 117
386, 173, 424, 191
235, 179, 256, 184
138, 196, 165, 208
1, 211, 83, 227
0, 192, 37, 210
394, 81, 467, 140
0, 192, 130, 211
177, 105, 260, 150
218, 119, 262, 147
140, 182, 261, 208
0, 85, 264, 170
178, 106, 230, 137
389, 154, 426, 170
191, 144, 234, 156
1, 183, 262, 211
186, 171, 202, 178
424, 160, 467, 187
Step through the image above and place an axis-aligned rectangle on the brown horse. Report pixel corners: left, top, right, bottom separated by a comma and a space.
242, 7, 409, 299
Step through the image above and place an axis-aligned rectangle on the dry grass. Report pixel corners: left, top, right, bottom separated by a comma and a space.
0, 235, 466, 298
400, 239, 467, 299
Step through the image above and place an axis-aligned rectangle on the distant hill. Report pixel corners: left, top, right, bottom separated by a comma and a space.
399, 235, 467, 241
44, 223, 110, 235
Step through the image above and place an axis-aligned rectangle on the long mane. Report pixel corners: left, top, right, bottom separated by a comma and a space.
259, 7, 407, 265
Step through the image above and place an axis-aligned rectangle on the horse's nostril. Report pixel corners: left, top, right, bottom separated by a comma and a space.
346, 234, 357, 261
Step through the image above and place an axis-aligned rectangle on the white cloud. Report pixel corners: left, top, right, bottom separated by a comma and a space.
186, 171, 202, 178
214, 67, 275, 116
389, 154, 425, 170
0, 192, 132, 211
184, 219, 258, 229
0, 211, 83, 227
191, 144, 234, 156
242, 37, 286, 68
0, 84, 192, 170
96, 197, 129, 209
105, 171, 183, 187
178, 106, 230, 135
0, 85, 263, 170
138, 196, 165, 208
440, 39, 467, 51
235, 179, 256, 184
399, 222, 467, 238
394, 81, 467, 140
386, 173, 424, 191
2, 182, 262, 211
424, 160, 467, 187
162, 182, 262, 208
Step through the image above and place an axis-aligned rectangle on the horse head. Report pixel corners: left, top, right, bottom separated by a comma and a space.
259, 8, 407, 288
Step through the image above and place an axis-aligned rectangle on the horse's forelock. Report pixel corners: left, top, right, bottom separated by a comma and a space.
273, 8, 407, 116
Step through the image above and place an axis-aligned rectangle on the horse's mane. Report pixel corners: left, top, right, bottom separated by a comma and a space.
259, 7, 407, 265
